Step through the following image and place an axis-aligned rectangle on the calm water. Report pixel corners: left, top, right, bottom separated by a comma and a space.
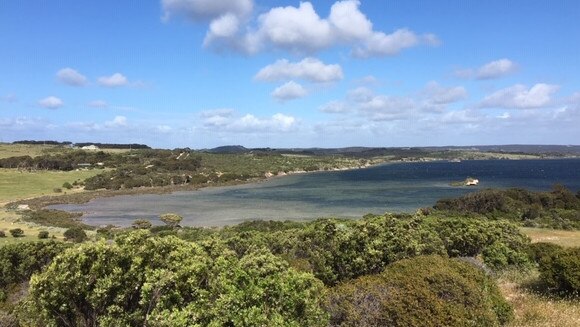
50, 159, 580, 227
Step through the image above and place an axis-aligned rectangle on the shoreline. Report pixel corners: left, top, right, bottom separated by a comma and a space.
5, 156, 578, 229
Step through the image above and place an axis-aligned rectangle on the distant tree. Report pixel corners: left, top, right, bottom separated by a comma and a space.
132, 219, 152, 229
63, 227, 87, 243
38, 231, 50, 239
159, 213, 183, 228
9, 228, 24, 238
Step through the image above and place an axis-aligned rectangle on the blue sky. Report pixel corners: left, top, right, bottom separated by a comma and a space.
1, 0, 579, 148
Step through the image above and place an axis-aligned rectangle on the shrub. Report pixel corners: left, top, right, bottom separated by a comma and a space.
27, 232, 328, 326
38, 231, 50, 239
327, 255, 513, 327
526, 242, 563, 263
538, 247, 580, 294
9, 228, 24, 238
0, 231, 5, 238
131, 219, 152, 229
62, 182, 73, 189
63, 227, 88, 243
53, 188, 62, 193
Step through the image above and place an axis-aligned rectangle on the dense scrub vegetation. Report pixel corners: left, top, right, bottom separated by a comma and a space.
326, 255, 513, 326
434, 185, 580, 229
527, 243, 580, 295
21, 232, 328, 326
1, 212, 535, 326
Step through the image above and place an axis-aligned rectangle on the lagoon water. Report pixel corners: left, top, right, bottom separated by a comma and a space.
51, 159, 580, 227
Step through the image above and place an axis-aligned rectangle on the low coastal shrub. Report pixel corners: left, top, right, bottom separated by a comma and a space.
37, 231, 49, 239
526, 242, 563, 263
538, 246, 580, 294
9, 229, 24, 238
63, 227, 87, 243
326, 255, 513, 327
24, 231, 328, 326
22, 209, 90, 230
0, 231, 5, 238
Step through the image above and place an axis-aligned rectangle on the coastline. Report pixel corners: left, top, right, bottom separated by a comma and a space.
5, 155, 579, 230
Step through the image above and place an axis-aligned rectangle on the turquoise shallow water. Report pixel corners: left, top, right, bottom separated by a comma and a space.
50, 159, 580, 227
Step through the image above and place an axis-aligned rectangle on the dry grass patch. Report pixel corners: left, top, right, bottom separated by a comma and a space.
521, 227, 580, 247
499, 270, 580, 327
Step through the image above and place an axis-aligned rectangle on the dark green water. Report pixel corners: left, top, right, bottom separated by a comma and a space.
51, 159, 580, 227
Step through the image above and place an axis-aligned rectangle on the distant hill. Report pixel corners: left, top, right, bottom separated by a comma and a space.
205, 145, 249, 154
204, 144, 580, 157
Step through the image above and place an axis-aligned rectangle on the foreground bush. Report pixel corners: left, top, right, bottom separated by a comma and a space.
327, 255, 513, 327
0, 241, 70, 303
538, 246, 580, 294
23, 231, 328, 326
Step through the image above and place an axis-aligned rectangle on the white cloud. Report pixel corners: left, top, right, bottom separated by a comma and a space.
161, 0, 253, 22
38, 96, 64, 109
203, 0, 438, 57
439, 110, 483, 125
320, 101, 349, 114
455, 58, 518, 80
56, 68, 87, 86
200, 109, 298, 133
201, 108, 235, 127
255, 58, 343, 83
98, 73, 128, 87
271, 81, 308, 101
105, 116, 128, 127
479, 83, 560, 109
88, 100, 108, 108
476, 58, 518, 79
353, 28, 420, 58
228, 113, 297, 133
423, 81, 468, 104
348, 87, 374, 102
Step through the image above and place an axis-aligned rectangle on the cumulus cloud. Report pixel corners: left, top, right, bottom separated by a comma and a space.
88, 100, 108, 108
455, 58, 518, 80
201, 109, 298, 133
203, 0, 438, 56
271, 81, 308, 101
422, 82, 468, 104
200, 108, 235, 127
38, 96, 64, 109
229, 113, 297, 132
479, 83, 560, 109
56, 68, 87, 86
161, 0, 253, 21
98, 73, 129, 87
476, 59, 518, 79
255, 58, 343, 83
319, 101, 349, 114
105, 116, 128, 127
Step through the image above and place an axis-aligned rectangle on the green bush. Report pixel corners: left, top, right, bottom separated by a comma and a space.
25, 231, 328, 326
9, 228, 24, 238
0, 230, 5, 238
62, 182, 73, 189
526, 242, 563, 263
63, 227, 87, 243
327, 255, 513, 327
538, 247, 580, 294
37, 231, 50, 239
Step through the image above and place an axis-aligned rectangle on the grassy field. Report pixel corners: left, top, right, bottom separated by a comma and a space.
500, 270, 580, 327
0, 167, 102, 243
0, 143, 64, 159
0, 168, 102, 203
521, 227, 580, 247
501, 228, 580, 326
